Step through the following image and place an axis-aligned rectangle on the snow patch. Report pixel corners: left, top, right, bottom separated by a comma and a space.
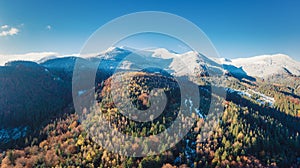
226, 88, 274, 107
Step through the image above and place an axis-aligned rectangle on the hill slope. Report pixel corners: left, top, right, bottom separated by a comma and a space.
0, 61, 72, 129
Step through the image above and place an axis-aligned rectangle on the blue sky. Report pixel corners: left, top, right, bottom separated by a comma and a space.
115, 32, 192, 53
0, 0, 299, 60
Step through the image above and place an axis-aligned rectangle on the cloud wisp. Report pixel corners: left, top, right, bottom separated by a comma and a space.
46, 25, 52, 30
0, 25, 19, 37
0, 25, 20, 37
1, 25, 9, 29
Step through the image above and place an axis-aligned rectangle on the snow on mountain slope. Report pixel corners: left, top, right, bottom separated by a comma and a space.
221, 54, 300, 78
34, 46, 223, 78
96, 47, 224, 77
7, 47, 297, 80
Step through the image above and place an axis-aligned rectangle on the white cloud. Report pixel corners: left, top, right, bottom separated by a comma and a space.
1, 25, 9, 29
46, 25, 52, 30
0, 26, 19, 37
0, 52, 79, 66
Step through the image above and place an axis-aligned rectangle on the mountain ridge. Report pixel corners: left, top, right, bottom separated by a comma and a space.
221, 53, 300, 78
1, 47, 300, 79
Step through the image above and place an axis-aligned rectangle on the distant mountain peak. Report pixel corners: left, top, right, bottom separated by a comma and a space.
225, 53, 300, 78
242, 53, 292, 61
148, 48, 174, 53
105, 46, 118, 52
101, 46, 131, 54
220, 58, 232, 63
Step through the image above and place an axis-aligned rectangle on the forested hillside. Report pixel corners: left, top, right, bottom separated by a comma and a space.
1, 72, 299, 167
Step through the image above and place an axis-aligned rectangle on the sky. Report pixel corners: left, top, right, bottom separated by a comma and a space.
115, 32, 192, 53
0, 0, 299, 61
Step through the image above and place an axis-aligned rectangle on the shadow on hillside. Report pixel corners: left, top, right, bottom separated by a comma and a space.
223, 64, 256, 82
226, 91, 300, 133
225, 90, 300, 166
280, 90, 300, 100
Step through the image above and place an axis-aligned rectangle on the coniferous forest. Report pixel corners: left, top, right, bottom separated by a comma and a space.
1, 64, 300, 167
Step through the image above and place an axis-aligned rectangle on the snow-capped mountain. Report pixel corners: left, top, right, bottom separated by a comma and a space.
5, 47, 299, 80
221, 54, 300, 78
93, 47, 224, 77
33, 46, 253, 80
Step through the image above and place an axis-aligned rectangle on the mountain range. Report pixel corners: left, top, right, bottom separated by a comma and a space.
1, 46, 300, 167
0, 47, 298, 130
68, 47, 300, 78
2, 47, 299, 79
